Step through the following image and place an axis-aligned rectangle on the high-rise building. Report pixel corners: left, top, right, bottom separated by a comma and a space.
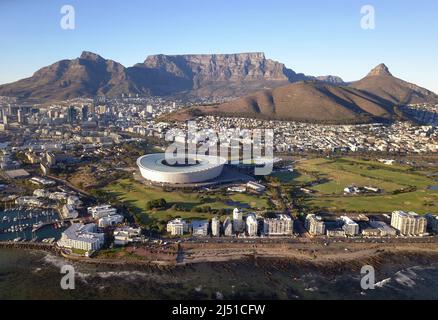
146, 105, 153, 114
81, 105, 89, 121
17, 108, 26, 124
223, 217, 233, 236
263, 214, 293, 236
66, 106, 77, 124
232, 208, 244, 233
211, 217, 221, 237
305, 214, 326, 236
391, 211, 427, 236
89, 104, 96, 116
246, 214, 258, 237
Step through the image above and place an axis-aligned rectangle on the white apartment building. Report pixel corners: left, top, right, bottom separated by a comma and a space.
263, 214, 293, 236
341, 216, 360, 236
232, 208, 245, 233
113, 226, 142, 246
305, 214, 326, 236
88, 205, 117, 219
211, 217, 221, 237
58, 223, 104, 252
62, 204, 79, 219
391, 211, 427, 236
223, 217, 233, 236
98, 214, 124, 228
191, 220, 209, 237
246, 214, 258, 237
166, 218, 189, 236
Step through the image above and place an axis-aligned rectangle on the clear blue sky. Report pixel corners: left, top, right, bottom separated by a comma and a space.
1, 0, 437, 92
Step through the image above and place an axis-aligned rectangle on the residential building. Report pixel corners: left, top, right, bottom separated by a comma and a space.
113, 226, 142, 246
391, 211, 427, 236
327, 229, 346, 238
98, 214, 124, 228
246, 181, 266, 193
191, 220, 209, 237
211, 217, 221, 237
305, 214, 326, 236
369, 221, 397, 237
246, 214, 258, 237
263, 214, 293, 236
61, 204, 79, 219
166, 218, 189, 236
341, 216, 360, 236
232, 208, 244, 233
223, 217, 233, 236
58, 223, 104, 252
425, 214, 438, 233
88, 205, 117, 219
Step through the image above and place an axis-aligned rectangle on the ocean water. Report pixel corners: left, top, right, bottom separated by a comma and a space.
1, 249, 438, 300
0, 209, 65, 242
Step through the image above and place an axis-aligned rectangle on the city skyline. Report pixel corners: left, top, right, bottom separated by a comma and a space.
1, 0, 437, 93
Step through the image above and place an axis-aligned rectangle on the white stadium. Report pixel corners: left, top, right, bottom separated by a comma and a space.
137, 154, 227, 184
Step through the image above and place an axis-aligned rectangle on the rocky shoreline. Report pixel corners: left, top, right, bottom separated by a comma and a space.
3, 241, 438, 274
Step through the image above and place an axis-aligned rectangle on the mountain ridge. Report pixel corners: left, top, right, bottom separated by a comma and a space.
0, 51, 345, 101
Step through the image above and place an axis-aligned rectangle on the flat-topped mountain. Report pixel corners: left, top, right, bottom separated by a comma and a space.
128, 52, 308, 97
0, 52, 310, 100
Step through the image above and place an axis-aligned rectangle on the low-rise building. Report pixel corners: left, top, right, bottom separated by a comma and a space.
369, 221, 397, 237
246, 181, 266, 193
98, 214, 124, 228
327, 229, 346, 238
113, 226, 142, 246
58, 223, 104, 252
61, 204, 79, 219
362, 228, 381, 237
88, 205, 117, 219
15, 196, 43, 207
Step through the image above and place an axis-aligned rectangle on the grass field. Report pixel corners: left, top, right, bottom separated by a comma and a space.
101, 178, 271, 225
290, 158, 438, 214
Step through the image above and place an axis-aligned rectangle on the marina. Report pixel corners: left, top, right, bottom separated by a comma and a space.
0, 207, 67, 242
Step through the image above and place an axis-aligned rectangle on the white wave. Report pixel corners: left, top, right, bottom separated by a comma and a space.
393, 270, 417, 288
